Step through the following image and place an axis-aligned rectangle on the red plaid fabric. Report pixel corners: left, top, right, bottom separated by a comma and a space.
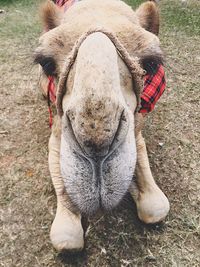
139, 63, 166, 113
47, 76, 56, 128
48, 76, 56, 103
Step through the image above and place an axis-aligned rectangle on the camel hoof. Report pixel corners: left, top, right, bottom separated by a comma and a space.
135, 187, 170, 224
50, 211, 84, 252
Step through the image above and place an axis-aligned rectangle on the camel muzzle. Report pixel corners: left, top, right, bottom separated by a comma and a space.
60, 107, 136, 215
65, 100, 130, 159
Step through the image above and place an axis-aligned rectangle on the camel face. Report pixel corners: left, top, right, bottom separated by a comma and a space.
36, 28, 138, 214
60, 32, 137, 215
35, 0, 165, 217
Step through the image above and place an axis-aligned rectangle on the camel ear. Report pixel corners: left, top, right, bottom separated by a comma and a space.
40, 0, 62, 31
136, 1, 159, 35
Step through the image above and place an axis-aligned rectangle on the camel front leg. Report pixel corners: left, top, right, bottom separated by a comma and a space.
130, 131, 170, 224
48, 118, 84, 251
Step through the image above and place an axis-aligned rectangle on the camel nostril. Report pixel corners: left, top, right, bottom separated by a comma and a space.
90, 123, 95, 129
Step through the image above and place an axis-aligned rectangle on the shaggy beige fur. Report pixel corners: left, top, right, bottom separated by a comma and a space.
40, 1, 62, 30
136, 1, 160, 35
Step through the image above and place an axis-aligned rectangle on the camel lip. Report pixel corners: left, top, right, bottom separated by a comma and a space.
61, 147, 134, 216
70, 185, 127, 217
69, 185, 123, 217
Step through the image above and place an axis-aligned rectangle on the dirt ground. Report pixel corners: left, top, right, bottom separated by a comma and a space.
0, 0, 199, 266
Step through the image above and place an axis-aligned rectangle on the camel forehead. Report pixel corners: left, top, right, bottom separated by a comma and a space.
38, 0, 161, 61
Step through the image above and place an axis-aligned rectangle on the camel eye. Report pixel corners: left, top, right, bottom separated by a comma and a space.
140, 54, 164, 75
34, 54, 56, 76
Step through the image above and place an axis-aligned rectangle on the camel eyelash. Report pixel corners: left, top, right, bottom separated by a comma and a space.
34, 54, 57, 76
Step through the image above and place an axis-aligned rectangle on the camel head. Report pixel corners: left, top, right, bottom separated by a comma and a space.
34, 0, 163, 216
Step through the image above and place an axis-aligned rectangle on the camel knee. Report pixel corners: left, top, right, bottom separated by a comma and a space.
50, 203, 84, 251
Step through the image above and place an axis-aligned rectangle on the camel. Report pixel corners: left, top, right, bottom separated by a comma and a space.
34, 0, 170, 251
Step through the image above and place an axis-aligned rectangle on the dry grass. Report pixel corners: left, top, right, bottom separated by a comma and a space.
0, 0, 199, 266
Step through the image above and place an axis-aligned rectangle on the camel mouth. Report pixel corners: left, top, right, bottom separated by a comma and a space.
60, 136, 135, 216
60, 109, 136, 216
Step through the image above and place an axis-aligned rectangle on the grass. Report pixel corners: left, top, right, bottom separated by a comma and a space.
0, 0, 200, 266
161, 0, 200, 36
0, 0, 40, 40
125, 0, 200, 36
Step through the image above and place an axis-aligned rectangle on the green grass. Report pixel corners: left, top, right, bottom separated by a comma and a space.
124, 0, 143, 8
161, 0, 200, 36
0, 1, 40, 40
126, 0, 200, 36
0, 0, 36, 7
